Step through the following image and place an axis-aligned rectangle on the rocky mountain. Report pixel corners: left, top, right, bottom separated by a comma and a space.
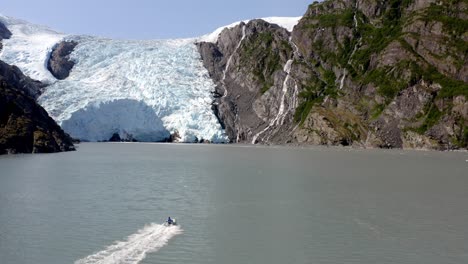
197, 0, 467, 150
0, 59, 75, 154
0, 2, 466, 150
0, 15, 232, 143
1, 20, 74, 154
0, 19, 11, 52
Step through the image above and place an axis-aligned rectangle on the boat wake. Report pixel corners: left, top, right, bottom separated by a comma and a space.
75, 223, 182, 264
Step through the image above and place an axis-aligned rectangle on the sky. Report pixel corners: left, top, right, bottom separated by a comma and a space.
2, 0, 313, 39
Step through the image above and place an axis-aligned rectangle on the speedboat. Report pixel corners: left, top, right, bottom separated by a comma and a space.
164, 218, 177, 226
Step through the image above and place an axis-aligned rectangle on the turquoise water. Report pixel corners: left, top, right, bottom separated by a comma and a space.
0, 143, 467, 264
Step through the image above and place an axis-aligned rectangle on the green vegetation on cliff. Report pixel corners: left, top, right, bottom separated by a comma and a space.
290, 0, 467, 149
197, 0, 466, 149
240, 31, 291, 94
423, 1, 468, 38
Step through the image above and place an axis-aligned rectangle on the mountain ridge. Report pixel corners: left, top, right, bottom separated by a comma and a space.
197, 0, 467, 150
0, 2, 466, 150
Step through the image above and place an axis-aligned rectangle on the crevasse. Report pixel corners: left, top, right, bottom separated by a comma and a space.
0, 14, 300, 143
0, 15, 227, 142
39, 37, 228, 142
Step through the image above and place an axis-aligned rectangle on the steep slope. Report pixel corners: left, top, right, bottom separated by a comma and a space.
0, 15, 301, 143
197, 0, 467, 149
1, 20, 74, 154
0, 60, 75, 154
0, 15, 227, 143
0, 57, 45, 100
0, 20, 12, 52
291, 0, 467, 149
1, 6, 465, 149
197, 19, 300, 143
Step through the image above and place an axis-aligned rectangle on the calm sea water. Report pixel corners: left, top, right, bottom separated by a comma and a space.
0, 143, 467, 264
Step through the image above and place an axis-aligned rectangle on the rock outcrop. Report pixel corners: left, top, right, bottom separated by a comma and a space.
0, 20, 12, 52
197, 0, 467, 150
109, 133, 122, 142
47, 41, 78, 79
0, 61, 44, 100
197, 19, 297, 143
0, 60, 75, 154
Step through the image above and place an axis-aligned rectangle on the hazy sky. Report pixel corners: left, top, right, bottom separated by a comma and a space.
2, 0, 312, 39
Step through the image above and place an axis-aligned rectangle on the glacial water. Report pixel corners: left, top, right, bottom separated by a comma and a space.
0, 143, 467, 264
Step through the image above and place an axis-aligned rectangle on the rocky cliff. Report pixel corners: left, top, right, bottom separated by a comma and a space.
197, 0, 467, 150
0, 20, 12, 52
0, 21, 44, 100
0, 61, 75, 154
197, 20, 299, 143
0, 60, 45, 100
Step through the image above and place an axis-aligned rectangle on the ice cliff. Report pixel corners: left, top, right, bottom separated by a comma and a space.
0, 14, 299, 142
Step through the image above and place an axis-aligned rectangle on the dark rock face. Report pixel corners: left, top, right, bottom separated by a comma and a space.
109, 133, 121, 142
197, 0, 467, 150
168, 130, 181, 142
0, 62, 75, 154
0, 21, 12, 40
47, 41, 78, 80
0, 20, 12, 52
0, 61, 45, 100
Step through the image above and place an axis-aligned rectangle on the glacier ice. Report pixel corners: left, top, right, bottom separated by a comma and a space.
0, 15, 65, 83
0, 14, 301, 143
41, 36, 228, 142
61, 99, 170, 142
0, 15, 227, 142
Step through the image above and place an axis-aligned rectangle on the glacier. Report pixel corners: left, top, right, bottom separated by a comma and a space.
39, 37, 227, 142
0, 14, 300, 142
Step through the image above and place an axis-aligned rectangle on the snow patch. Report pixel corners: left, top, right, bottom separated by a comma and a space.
198, 16, 301, 43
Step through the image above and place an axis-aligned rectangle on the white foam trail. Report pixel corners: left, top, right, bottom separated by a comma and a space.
75, 223, 182, 264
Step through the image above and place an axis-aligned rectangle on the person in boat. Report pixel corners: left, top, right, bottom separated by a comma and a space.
167, 216, 173, 225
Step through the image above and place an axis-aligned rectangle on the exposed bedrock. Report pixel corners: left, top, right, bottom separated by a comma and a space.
0, 61, 44, 100
197, 0, 467, 150
0, 20, 12, 53
0, 61, 75, 154
47, 41, 78, 80
197, 19, 298, 144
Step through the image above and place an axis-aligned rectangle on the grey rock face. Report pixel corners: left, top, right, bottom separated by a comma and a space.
403, 20, 467, 82
47, 41, 78, 80
197, 19, 297, 144
197, 0, 467, 149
